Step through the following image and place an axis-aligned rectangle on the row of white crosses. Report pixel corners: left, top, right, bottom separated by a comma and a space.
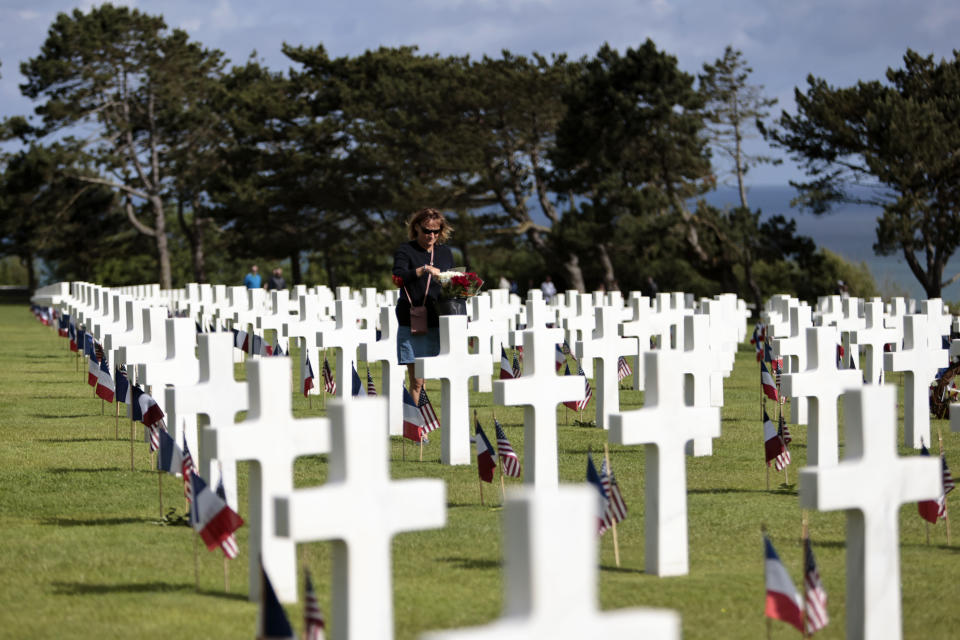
46, 281, 954, 637
771, 294, 955, 450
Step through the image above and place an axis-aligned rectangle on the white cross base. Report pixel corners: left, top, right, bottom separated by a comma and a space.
424, 487, 680, 640
799, 385, 940, 640
275, 399, 446, 640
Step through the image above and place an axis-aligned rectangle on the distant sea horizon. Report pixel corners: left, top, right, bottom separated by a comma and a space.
703, 184, 960, 303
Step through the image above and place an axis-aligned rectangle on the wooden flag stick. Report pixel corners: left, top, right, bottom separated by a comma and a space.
223, 556, 229, 592
130, 419, 135, 471
603, 442, 621, 568
157, 470, 163, 519
309, 393, 312, 410
115, 401, 120, 440
938, 426, 951, 545
475, 409, 484, 506
419, 434, 424, 462
194, 532, 200, 592
801, 512, 809, 639
101, 398, 104, 416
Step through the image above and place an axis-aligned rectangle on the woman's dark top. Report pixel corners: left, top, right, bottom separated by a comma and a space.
393, 241, 454, 328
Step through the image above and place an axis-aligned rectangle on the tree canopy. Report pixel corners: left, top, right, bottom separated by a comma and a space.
2, 6, 877, 306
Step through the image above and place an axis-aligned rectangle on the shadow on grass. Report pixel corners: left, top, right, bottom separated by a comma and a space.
36, 414, 96, 420
24, 354, 65, 360
37, 437, 109, 443
48, 466, 126, 474
40, 516, 154, 527
50, 581, 248, 600
688, 485, 798, 496
438, 556, 501, 571
600, 564, 645, 575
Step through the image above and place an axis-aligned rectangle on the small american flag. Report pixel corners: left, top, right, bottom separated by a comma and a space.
617, 356, 633, 382
181, 432, 196, 508
214, 468, 239, 559
418, 389, 441, 434
304, 569, 326, 640
147, 420, 163, 453
939, 454, 955, 519
366, 366, 377, 396
803, 537, 829, 634
576, 363, 593, 411
322, 357, 337, 394
494, 418, 521, 478
778, 414, 792, 445
511, 351, 522, 378
600, 458, 628, 528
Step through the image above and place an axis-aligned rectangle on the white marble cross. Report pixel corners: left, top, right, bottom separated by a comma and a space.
102, 297, 142, 372
853, 300, 899, 385
883, 315, 948, 449
166, 332, 248, 508
283, 294, 335, 398
274, 398, 446, 640
117, 306, 170, 416
677, 314, 718, 456
358, 307, 405, 437
494, 325, 585, 490
320, 299, 375, 404
200, 358, 330, 603
619, 293, 653, 392
139, 317, 200, 416
578, 307, 634, 430
799, 385, 940, 640
255, 290, 292, 354
781, 326, 862, 466
467, 295, 497, 393
773, 303, 813, 426
563, 294, 597, 376
424, 487, 680, 640
697, 299, 735, 407
418, 315, 493, 465
609, 350, 720, 576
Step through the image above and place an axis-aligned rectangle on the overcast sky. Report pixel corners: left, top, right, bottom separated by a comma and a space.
2, 0, 959, 185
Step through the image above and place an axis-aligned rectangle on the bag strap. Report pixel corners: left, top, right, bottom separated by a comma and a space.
403, 247, 434, 306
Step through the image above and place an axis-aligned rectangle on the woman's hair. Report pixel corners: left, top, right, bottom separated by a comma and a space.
406, 207, 453, 243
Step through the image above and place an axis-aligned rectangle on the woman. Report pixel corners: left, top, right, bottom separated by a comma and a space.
392, 208, 455, 404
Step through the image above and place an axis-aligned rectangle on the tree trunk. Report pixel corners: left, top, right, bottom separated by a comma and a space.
743, 259, 763, 315
563, 252, 586, 293
597, 242, 617, 290
23, 252, 36, 292
150, 194, 172, 290
289, 253, 302, 285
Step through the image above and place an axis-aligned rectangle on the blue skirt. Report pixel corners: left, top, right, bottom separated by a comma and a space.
396, 325, 441, 365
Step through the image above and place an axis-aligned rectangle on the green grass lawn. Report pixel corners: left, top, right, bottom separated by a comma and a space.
1, 302, 958, 639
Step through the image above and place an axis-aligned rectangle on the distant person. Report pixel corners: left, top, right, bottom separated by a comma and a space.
244, 265, 261, 289
837, 280, 849, 299
498, 275, 511, 290
644, 275, 658, 299
540, 275, 557, 303
509, 279, 519, 296
266, 267, 286, 290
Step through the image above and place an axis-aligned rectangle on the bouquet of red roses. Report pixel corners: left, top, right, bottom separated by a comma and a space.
437, 271, 484, 298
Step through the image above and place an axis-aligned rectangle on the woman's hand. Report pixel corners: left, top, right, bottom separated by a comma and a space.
419, 264, 441, 278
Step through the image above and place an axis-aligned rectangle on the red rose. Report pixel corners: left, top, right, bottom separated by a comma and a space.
392, 274, 404, 287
